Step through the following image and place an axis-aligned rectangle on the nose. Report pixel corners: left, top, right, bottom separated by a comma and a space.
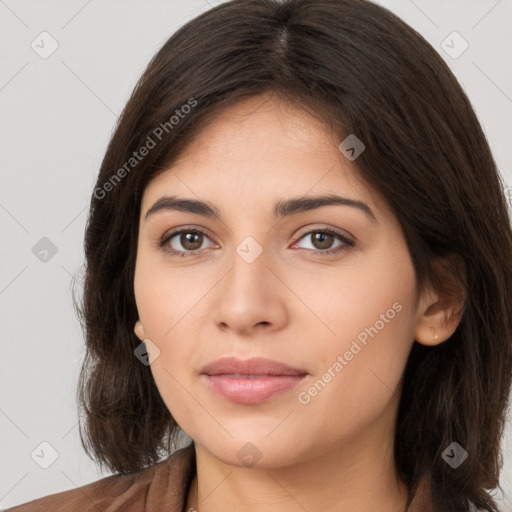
213, 245, 288, 336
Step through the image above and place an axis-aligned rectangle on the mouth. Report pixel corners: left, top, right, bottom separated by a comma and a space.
200, 357, 309, 404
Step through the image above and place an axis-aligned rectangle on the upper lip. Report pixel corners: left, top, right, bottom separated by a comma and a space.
201, 357, 308, 376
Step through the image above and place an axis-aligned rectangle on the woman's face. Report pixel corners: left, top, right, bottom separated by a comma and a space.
133, 94, 423, 468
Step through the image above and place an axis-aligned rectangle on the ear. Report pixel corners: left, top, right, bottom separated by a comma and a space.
414, 257, 466, 346
134, 320, 145, 341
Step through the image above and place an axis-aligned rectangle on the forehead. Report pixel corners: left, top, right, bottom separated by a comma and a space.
140, 94, 387, 219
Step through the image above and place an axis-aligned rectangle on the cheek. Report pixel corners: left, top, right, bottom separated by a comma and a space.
133, 254, 211, 386
292, 311, 414, 447
133, 263, 201, 426
294, 245, 416, 409
134, 252, 206, 342
295, 248, 415, 353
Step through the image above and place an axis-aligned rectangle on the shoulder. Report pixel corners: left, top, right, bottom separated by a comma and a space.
5, 444, 196, 512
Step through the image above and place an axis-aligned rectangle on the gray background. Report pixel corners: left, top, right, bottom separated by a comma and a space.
1, 0, 511, 509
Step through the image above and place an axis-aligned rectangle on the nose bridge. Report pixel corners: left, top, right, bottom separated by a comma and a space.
226, 235, 271, 298
212, 233, 287, 332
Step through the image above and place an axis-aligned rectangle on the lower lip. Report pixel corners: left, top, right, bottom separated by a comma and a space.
202, 374, 308, 404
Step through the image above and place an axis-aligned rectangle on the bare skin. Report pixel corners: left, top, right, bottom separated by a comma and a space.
133, 93, 463, 512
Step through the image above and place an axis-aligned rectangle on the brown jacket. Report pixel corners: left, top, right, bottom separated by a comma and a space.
6, 443, 434, 511
5, 444, 197, 512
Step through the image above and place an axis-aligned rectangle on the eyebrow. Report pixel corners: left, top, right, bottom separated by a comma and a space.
145, 194, 377, 223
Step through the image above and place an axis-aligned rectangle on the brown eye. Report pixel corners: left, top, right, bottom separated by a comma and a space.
310, 232, 335, 250
294, 228, 354, 255
158, 228, 214, 256
177, 231, 204, 251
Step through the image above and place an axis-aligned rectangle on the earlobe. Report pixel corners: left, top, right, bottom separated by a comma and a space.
414, 287, 465, 347
134, 320, 145, 341
415, 253, 467, 346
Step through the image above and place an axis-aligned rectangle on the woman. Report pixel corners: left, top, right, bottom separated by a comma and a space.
8, 0, 511, 511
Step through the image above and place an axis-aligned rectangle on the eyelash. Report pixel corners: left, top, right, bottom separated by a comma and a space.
157, 227, 355, 258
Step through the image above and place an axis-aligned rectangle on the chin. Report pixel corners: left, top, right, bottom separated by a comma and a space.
196, 435, 307, 469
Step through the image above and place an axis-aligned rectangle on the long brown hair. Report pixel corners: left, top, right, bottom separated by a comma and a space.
73, 1, 512, 510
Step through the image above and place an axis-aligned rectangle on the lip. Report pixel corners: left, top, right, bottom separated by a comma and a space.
200, 357, 309, 404
201, 356, 307, 376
